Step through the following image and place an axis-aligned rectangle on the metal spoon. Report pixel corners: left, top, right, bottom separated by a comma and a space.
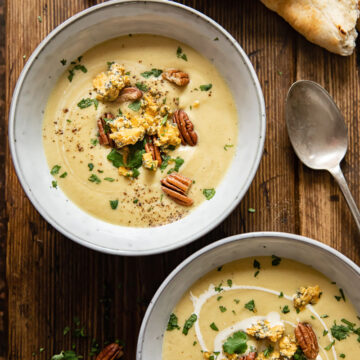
286, 80, 360, 232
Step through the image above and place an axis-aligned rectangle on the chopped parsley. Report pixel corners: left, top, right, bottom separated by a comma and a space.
88, 163, 94, 171
244, 300, 255, 312
254, 270, 259, 277
234, 299, 240, 304
104, 177, 115, 182
67, 56, 87, 82
248, 208, 256, 213
140, 68, 163, 78
323, 330, 328, 336
278, 292, 284, 298
182, 314, 197, 335
52, 181, 57, 188
200, 84, 212, 91
331, 322, 350, 340
77, 98, 98, 110
223, 331, 247, 354
176, 46, 188, 61
217, 296, 223, 301
107, 61, 115, 70
136, 82, 148, 92
128, 99, 141, 111
193, 341, 197, 346
203, 188, 216, 200
88, 174, 101, 184
109, 200, 118, 210
340, 354, 346, 358
60, 172, 67, 178
227, 279, 233, 287
161, 114, 168, 126
282, 305, 290, 314
63, 326, 70, 335
50, 165, 61, 175
167, 156, 184, 173
90, 138, 98, 146
51, 350, 82, 360
210, 322, 219, 331
253, 259, 260, 269
324, 340, 335, 351
293, 348, 307, 360
60, 59, 67, 66
133, 199, 139, 204
271, 254, 282, 266
166, 313, 180, 331
37, 15, 42, 23
321, 314, 329, 318
264, 345, 274, 357
107, 149, 125, 168
215, 283, 223, 293
217, 266, 223, 271
311, 315, 316, 320
214, 37, 219, 41
219, 306, 227, 313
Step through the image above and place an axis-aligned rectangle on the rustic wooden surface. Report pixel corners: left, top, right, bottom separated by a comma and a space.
2, 0, 360, 359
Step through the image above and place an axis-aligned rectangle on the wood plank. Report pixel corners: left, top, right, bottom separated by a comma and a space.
296, 35, 360, 261
4, 1, 360, 360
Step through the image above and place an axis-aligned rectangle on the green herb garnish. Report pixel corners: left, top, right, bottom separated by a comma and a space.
67, 56, 87, 82
60, 59, 67, 66
88, 174, 101, 184
60, 172, 68, 178
264, 345, 274, 357
140, 68, 163, 78
200, 84, 212, 91
203, 188, 215, 200
227, 279, 233, 287
128, 99, 141, 111
88, 163, 94, 171
167, 156, 184, 173
223, 331, 247, 354
324, 340, 335, 351
282, 305, 290, 314
52, 181, 57, 188
219, 306, 227, 313
51, 165, 61, 175
244, 300, 255, 312
182, 314, 197, 335
176, 46, 188, 61
136, 82, 148, 91
109, 200, 118, 210
104, 177, 115, 182
167, 313, 180, 331
271, 255, 282, 266
210, 322, 219, 331
77, 98, 98, 109
253, 259, 260, 269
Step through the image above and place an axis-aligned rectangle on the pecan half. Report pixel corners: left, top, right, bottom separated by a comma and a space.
96, 343, 123, 360
162, 69, 190, 86
173, 110, 197, 146
117, 86, 142, 102
240, 353, 256, 360
295, 323, 319, 360
161, 173, 193, 206
145, 136, 162, 165
98, 112, 114, 147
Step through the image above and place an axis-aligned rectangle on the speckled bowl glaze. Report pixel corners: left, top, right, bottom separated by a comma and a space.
9, 0, 265, 255
137, 232, 360, 360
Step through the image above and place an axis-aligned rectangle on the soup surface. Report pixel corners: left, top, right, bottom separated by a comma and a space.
162, 256, 360, 360
43, 34, 238, 227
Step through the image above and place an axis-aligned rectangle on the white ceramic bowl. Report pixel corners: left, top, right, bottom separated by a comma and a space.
9, 0, 265, 255
137, 232, 360, 360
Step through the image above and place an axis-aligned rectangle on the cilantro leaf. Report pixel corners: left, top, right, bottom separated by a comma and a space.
331, 322, 350, 340
107, 149, 125, 168
167, 313, 180, 331
244, 299, 256, 312
136, 82, 148, 91
271, 254, 282, 266
210, 322, 219, 331
182, 314, 197, 335
200, 84, 212, 91
128, 99, 141, 111
109, 200, 118, 210
203, 188, 216, 200
77, 98, 98, 109
51, 165, 61, 175
88, 174, 101, 184
222, 331, 247, 354
140, 68, 163, 78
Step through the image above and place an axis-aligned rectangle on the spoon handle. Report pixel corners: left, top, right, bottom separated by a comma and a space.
329, 165, 360, 232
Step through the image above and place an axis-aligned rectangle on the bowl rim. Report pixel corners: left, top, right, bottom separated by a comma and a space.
136, 231, 360, 359
8, 0, 266, 256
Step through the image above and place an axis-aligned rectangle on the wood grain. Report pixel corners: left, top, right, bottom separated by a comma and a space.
3, 0, 360, 359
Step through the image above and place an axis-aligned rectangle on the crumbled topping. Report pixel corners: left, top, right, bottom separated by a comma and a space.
293, 285, 321, 311
246, 321, 285, 342
279, 335, 297, 359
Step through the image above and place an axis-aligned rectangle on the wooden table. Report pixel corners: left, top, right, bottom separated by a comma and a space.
2, 0, 360, 359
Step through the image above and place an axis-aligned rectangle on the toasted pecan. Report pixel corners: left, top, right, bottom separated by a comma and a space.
162, 69, 190, 86
96, 343, 123, 360
173, 110, 197, 146
98, 113, 114, 147
295, 323, 319, 360
117, 86, 142, 102
145, 136, 162, 165
161, 173, 193, 206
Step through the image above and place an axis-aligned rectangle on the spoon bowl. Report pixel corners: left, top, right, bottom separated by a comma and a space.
286, 80, 348, 170
286, 80, 360, 232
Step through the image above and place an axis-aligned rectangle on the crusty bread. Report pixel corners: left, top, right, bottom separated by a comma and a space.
261, 0, 359, 56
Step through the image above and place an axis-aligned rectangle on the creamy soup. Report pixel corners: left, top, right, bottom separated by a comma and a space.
163, 257, 360, 360
43, 35, 238, 227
